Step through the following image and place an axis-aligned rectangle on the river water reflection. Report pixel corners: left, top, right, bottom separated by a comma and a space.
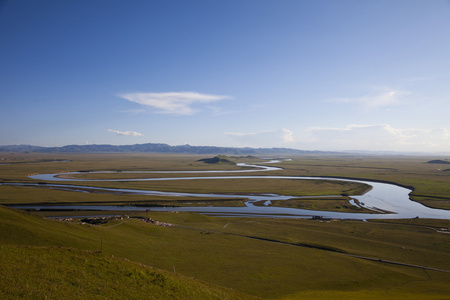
11, 160, 450, 220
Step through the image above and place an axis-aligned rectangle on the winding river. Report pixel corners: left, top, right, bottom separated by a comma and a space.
7, 159, 450, 220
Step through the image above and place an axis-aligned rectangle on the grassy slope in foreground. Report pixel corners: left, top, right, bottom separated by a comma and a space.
0, 245, 254, 300
0, 206, 254, 300
1, 206, 450, 299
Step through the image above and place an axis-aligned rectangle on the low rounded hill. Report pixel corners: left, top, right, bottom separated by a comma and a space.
426, 159, 450, 164
197, 155, 235, 165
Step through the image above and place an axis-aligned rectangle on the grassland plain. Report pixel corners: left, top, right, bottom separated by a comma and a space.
1, 153, 450, 298
258, 155, 450, 210
0, 153, 371, 213
0, 206, 449, 299
1, 152, 449, 209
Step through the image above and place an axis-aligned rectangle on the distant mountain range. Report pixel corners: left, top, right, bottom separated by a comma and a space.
0, 143, 332, 155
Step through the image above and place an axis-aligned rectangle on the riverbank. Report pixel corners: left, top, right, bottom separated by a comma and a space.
3, 157, 450, 219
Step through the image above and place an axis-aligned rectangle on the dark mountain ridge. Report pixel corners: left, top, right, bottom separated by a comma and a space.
0, 143, 331, 155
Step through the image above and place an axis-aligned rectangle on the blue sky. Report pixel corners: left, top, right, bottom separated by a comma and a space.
1, 0, 450, 153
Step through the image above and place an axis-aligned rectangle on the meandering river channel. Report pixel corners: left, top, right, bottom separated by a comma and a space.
8, 159, 450, 220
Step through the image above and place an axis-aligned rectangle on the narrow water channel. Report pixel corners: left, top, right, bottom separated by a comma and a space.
6, 160, 450, 220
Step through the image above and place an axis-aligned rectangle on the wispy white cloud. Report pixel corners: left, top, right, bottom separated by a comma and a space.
120, 108, 147, 114
280, 128, 295, 143
401, 76, 434, 85
205, 105, 234, 116
331, 88, 410, 110
118, 91, 231, 115
305, 124, 450, 152
107, 129, 144, 137
226, 128, 295, 147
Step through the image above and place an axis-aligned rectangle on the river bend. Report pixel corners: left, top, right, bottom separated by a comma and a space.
10, 159, 450, 220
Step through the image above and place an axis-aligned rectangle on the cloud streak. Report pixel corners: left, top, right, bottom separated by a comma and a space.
119, 92, 230, 115
226, 128, 295, 147
107, 129, 143, 137
305, 124, 450, 152
331, 88, 410, 110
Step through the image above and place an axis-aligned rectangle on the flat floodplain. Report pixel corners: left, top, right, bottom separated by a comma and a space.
1, 153, 450, 299
268, 155, 450, 210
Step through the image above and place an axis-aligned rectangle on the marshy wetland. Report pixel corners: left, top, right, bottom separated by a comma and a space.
1, 153, 450, 299
6, 154, 450, 220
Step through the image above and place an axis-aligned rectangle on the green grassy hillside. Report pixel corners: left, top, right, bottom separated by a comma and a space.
0, 245, 252, 300
0, 206, 255, 299
1, 206, 450, 299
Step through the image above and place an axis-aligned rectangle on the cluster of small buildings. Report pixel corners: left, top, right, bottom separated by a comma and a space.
57, 215, 125, 224
143, 217, 173, 227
